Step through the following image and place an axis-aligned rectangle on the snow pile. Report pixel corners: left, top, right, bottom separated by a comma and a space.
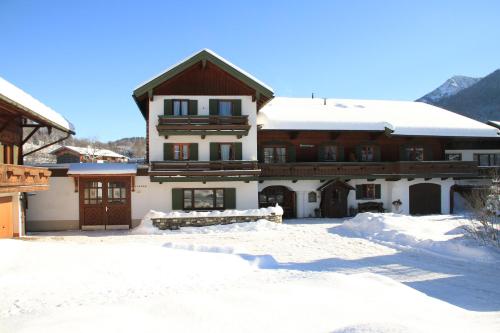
336, 213, 497, 262
131, 207, 284, 235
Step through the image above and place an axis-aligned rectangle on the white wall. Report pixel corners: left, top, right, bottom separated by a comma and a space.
149, 95, 257, 161
132, 177, 258, 220
26, 177, 79, 222
346, 179, 391, 212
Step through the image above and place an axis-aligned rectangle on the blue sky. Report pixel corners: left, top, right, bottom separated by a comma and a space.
1, 0, 499, 141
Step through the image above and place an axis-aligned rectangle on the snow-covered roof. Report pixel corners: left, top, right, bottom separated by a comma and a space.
67, 163, 137, 175
257, 97, 500, 138
487, 120, 500, 129
0, 76, 75, 133
134, 49, 273, 93
51, 145, 128, 159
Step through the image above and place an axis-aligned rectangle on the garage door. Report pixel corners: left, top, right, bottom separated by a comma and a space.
409, 183, 441, 215
0, 196, 13, 238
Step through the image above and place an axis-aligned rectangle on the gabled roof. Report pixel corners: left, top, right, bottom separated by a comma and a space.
133, 49, 274, 103
258, 97, 500, 138
51, 145, 128, 159
0, 76, 75, 133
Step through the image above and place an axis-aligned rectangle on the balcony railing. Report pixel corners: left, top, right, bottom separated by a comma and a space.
149, 160, 260, 181
0, 164, 51, 193
259, 161, 479, 179
157, 115, 250, 138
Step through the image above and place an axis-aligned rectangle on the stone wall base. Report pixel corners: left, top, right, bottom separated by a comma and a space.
152, 213, 282, 230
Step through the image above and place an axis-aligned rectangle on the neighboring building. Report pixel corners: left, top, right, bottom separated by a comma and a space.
51, 145, 129, 163
26, 49, 500, 231
0, 76, 74, 237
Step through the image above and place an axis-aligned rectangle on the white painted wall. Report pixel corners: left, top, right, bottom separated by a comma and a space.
26, 177, 79, 221
445, 149, 500, 161
149, 95, 257, 161
346, 179, 391, 213
131, 177, 258, 220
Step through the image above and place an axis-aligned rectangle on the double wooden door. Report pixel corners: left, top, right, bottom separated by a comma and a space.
79, 177, 131, 229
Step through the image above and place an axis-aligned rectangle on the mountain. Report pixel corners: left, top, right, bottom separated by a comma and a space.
24, 129, 146, 164
417, 70, 500, 123
417, 75, 481, 103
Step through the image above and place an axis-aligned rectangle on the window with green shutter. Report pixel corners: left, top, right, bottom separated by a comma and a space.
208, 99, 242, 116
355, 184, 381, 200
179, 188, 232, 210
172, 188, 184, 210
209, 142, 242, 160
164, 99, 173, 115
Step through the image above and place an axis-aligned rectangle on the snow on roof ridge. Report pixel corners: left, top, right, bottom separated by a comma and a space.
134, 48, 274, 93
0, 76, 75, 133
53, 145, 128, 158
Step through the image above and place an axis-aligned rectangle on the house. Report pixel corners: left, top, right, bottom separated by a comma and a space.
25, 49, 500, 231
51, 145, 129, 163
0, 76, 74, 238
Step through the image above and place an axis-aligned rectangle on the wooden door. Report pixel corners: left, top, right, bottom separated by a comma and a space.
79, 177, 132, 229
0, 196, 13, 238
410, 183, 441, 215
259, 186, 296, 218
105, 179, 131, 227
321, 183, 349, 218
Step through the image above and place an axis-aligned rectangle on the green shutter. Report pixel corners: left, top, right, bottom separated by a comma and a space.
318, 144, 325, 161
188, 100, 198, 115
424, 144, 433, 161
172, 189, 184, 210
189, 144, 198, 160
337, 145, 345, 162
374, 145, 381, 162
209, 99, 218, 115
234, 142, 242, 160
232, 99, 242, 116
355, 185, 362, 200
287, 144, 296, 162
163, 143, 173, 160
257, 145, 263, 162
375, 184, 381, 199
355, 145, 362, 162
224, 188, 236, 209
164, 99, 173, 115
209, 142, 218, 161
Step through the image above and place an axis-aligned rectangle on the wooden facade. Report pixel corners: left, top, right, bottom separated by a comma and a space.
157, 115, 250, 138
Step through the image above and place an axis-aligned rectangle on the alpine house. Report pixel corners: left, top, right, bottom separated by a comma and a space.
25, 49, 499, 231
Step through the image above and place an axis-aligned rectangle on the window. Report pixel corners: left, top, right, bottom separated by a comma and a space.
173, 144, 190, 160
360, 146, 375, 162
218, 143, 234, 160
355, 184, 381, 200
173, 100, 189, 116
445, 153, 462, 161
218, 101, 232, 116
474, 153, 500, 166
264, 146, 287, 163
308, 192, 317, 203
107, 181, 127, 204
323, 145, 337, 161
405, 146, 424, 161
83, 181, 103, 205
183, 189, 225, 210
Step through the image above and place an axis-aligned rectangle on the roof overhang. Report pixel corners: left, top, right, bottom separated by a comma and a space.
67, 163, 137, 176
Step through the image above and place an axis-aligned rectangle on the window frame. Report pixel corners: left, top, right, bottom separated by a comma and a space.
263, 145, 287, 163
474, 153, 500, 166
308, 191, 317, 203
445, 153, 462, 161
173, 143, 191, 161
182, 188, 225, 210
216, 142, 235, 160
323, 145, 338, 161
172, 99, 190, 116
217, 100, 233, 116
405, 146, 425, 161
356, 184, 380, 200
359, 145, 376, 162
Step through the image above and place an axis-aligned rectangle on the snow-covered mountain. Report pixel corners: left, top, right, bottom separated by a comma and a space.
417, 75, 481, 103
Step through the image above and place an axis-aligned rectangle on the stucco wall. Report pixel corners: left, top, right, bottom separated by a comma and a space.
149, 95, 257, 161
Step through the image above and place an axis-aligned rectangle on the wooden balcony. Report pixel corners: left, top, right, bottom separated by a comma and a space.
259, 161, 479, 180
149, 160, 260, 182
0, 164, 51, 193
157, 115, 250, 138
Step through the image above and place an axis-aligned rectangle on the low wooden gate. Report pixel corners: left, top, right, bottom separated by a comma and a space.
79, 176, 131, 229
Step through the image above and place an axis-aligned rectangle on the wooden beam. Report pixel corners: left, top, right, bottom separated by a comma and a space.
0, 116, 16, 134
22, 126, 41, 145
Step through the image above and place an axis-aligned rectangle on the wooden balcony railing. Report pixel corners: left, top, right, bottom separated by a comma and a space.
149, 160, 260, 181
0, 164, 51, 193
259, 161, 479, 179
157, 115, 250, 138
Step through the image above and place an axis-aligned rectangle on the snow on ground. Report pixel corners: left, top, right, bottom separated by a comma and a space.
2, 214, 500, 332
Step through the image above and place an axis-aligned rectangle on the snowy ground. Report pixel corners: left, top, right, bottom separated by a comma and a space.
1, 213, 499, 332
